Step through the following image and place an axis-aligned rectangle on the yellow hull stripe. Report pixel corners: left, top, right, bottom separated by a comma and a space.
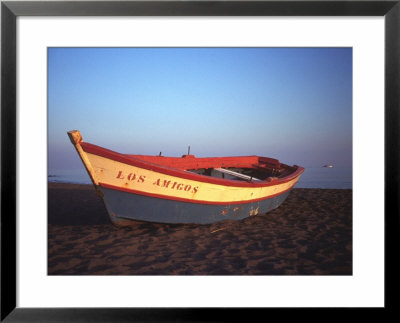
87, 153, 300, 203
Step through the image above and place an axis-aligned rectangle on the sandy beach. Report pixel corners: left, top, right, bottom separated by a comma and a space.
48, 182, 352, 275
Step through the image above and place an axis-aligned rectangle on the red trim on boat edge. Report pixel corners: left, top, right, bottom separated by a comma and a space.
81, 142, 305, 188
98, 182, 296, 205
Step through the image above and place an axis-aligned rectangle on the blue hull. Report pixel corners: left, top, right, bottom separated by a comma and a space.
99, 187, 291, 224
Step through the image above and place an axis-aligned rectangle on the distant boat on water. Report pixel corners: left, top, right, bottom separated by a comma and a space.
67, 130, 304, 224
323, 165, 333, 168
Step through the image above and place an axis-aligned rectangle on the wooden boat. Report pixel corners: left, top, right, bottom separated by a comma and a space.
68, 130, 304, 224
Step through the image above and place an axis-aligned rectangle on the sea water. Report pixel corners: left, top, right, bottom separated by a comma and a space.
48, 166, 352, 189
295, 166, 352, 189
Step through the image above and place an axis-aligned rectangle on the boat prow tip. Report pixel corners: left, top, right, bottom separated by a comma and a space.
67, 130, 83, 144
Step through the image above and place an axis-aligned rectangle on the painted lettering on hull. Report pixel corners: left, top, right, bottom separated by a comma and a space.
116, 170, 199, 194
116, 170, 146, 183
153, 178, 199, 194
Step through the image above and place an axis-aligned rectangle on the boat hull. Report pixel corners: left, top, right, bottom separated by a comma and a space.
67, 130, 304, 225
100, 186, 291, 224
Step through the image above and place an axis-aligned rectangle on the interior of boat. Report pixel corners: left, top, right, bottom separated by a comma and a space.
124, 154, 296, 183
187, 167, 276, 182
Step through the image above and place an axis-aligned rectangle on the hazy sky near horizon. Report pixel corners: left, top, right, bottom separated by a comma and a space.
48, 47, 352, 170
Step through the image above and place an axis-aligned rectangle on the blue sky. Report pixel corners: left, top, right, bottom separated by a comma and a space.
48, 47, 352, 171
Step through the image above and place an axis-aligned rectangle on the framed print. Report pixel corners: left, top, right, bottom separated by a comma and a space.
1, 0, 399, 321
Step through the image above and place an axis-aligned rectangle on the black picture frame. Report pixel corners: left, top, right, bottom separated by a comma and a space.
1, 0, 399, 321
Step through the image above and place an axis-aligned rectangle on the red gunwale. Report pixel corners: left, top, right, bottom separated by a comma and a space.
123, 154, 281, 170
81, 142, 305, 188
99, 182, 295, 205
